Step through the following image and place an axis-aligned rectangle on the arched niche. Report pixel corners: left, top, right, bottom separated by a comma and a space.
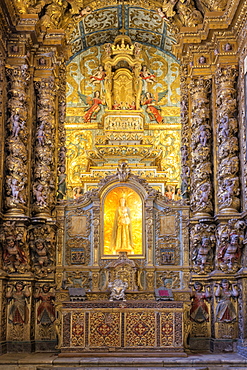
102, 184, 144, 257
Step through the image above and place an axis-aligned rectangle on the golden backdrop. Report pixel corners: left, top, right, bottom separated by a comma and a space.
103, 186, 143, 256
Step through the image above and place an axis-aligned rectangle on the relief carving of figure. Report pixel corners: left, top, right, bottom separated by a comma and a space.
90, 65, 106, 93
10, 178, 25, 204
218, 233, 243, 272
33, 184, 47, 207
161, 0, 203, 27
6, 282, 30, 324
192, 236, 214, 273
3, 236, 28, 273
141, 92, 164, 124
190, 282, 211, 323
78, 90, 105, 123
31, 238, 52, 273
140, 65, 156, 94
215, 279, 239, 323
9, 113, 24, 138
57, 165, 66, 200
35, 284, 55, 325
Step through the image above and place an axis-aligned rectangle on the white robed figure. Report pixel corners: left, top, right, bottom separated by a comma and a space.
111, 196, 134, 254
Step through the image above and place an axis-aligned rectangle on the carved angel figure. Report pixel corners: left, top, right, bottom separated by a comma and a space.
78, 90, 106, 123
218, 233, 243, 272
215, 279, 239, 323
192, 236, 214, 273
161, 0, 203, 27
33, 184, 47, 207
190, 282, 211, 323
141, 91, 168, 124
3, 236, 28, 273
35, 284, 55, 325
6, 282, 31, 324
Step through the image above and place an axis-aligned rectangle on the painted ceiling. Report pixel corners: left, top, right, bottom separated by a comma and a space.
68, 5, 177, 61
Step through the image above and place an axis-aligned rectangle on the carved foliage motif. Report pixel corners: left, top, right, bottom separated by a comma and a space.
216, 220, 246, 273
191, 223, 216, 274
5, 66, 30, 212
215, 66, 240, 213
34, 78, 56, 215
190, 78, 213, 216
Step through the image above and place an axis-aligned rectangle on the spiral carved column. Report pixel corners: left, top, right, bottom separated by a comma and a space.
190, 78, 213, 219
215, 66, 240, 214
180, 65, 190, 201
4, 66, 30, 216
57, 62, 67, 201
33, 77, 56, 218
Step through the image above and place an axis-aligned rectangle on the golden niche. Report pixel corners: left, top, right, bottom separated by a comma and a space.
103, 186, 143, 256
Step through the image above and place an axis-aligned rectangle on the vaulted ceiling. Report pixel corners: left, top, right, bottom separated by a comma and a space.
69, 5, 177, 61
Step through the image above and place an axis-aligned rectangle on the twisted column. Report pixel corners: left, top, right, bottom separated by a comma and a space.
4, 66, 30, 216
33, 77, 56, 217
215, 66, 240, 214
180, 65, 190, 201
190, 78, 213, 218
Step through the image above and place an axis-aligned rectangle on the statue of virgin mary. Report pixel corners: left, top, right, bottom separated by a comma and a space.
111, 196, 134, 254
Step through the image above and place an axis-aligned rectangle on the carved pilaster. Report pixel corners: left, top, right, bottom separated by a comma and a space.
4, 65, 30, 216
215, 66, 240, 214
33, 77, 56, 218
190, 78, 213, 218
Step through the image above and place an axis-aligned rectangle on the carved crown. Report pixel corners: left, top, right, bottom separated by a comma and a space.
111, 35, 134, 56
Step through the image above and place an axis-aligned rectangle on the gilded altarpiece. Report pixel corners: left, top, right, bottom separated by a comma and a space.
59, 167, 190, 353
65, 35, 181, 196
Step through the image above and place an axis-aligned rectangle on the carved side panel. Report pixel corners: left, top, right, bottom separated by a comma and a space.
65, 208, 91, 266
155, 208, 180, 266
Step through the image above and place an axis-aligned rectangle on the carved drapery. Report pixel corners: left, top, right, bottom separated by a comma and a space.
215, 66, 240, 214
190, 78, 213, 218
4, 66, 30, 215
34, 77, 56, 217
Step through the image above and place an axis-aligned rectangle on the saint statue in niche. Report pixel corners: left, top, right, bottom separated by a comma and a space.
103, 186, 142, 256
111, 196, 134, 255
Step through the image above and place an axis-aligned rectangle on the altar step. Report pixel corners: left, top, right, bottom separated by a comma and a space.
1, 353, 247, 369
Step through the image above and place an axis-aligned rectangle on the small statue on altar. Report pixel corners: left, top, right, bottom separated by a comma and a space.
108, 279, 128, 301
